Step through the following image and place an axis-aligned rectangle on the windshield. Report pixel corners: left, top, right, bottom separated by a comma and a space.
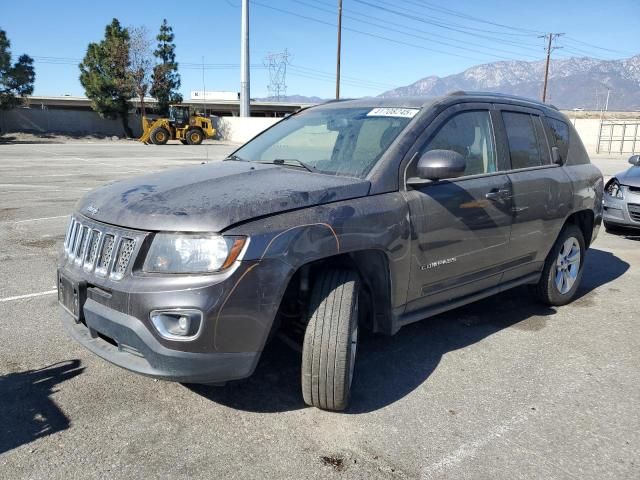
231, 107, 418, 178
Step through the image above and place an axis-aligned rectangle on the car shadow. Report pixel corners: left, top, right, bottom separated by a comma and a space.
0, 136, 64, 144
0, 360, 84, 454
188, 247, 628, 413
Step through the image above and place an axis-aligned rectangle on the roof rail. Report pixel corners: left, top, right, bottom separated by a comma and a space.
322, 97, 353, 104
445, 90, 559, 110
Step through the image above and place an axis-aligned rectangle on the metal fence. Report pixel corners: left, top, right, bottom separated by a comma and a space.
596, 120, 640, 154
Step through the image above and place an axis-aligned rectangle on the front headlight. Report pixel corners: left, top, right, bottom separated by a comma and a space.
605, 179, 625, 199
143, 234, 247, 273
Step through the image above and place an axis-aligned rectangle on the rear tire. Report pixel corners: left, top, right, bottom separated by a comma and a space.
186, 129, 204, 145
150, 127, 170, 145
302, 269, 360, 411
530, 223, 585, 306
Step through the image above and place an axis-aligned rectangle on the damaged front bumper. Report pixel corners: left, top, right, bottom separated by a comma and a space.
61, 298, 258, 384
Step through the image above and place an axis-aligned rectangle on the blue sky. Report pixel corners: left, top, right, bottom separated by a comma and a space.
2, 0, 639, 99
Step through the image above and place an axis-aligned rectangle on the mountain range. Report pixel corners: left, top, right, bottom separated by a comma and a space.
380, 55, 640, 110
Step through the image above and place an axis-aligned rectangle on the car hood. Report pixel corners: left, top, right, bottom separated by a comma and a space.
617, 166, 640, 188
77, 161, 371, 232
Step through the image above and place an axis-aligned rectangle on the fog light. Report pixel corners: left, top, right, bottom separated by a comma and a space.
150, 309, 203, 341
178, 316, 189, 332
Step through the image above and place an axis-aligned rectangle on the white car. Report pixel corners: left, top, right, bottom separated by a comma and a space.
603, 155, 640, 231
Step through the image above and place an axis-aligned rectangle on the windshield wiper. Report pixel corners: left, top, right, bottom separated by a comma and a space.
225, 154, 249, 162
257, 158, 315, 172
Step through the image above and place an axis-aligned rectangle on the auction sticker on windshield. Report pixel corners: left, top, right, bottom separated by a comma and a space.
367, 107, 419, 118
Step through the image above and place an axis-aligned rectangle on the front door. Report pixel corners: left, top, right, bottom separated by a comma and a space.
403, 106, 514, 312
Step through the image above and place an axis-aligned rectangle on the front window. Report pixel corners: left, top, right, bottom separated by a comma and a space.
420, 110, 497, 176
231, 107, 418, 178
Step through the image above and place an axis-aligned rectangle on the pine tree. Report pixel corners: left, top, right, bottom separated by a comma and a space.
79, 19, 135, 137
150, 19, 182, 116
0, 28, 35, 112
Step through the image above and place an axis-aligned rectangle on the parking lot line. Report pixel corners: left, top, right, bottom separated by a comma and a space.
0, 290, 58, 303
12, 215, 68, 224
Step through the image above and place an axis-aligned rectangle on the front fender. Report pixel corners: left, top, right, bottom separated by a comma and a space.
223, 192, 412, 319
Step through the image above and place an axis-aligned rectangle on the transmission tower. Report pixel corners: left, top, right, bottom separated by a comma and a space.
264, 49, 291, 101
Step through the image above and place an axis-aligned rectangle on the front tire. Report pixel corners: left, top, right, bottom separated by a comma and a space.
530, 224, 585, 306
150, 127, 170, 145
302, 270, 360, 411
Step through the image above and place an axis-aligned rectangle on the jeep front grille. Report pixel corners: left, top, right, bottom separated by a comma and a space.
97, 234, 116, 273
63, 216, 142, 280
113, 238, 136, 280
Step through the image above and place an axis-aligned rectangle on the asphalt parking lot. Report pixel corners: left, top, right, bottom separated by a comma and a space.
1, 142, 638, 479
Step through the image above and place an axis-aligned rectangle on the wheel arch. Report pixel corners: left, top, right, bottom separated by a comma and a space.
277, 249, 394, 336
564, 209, 595, 247
188, 126, 205, 135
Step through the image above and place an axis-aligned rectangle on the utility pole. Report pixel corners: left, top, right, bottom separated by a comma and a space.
202, 56, 207, 117
540, 32, 564, 103
599, 83, 612, 121
240, 0, 251, 117
335, 0, 343, 99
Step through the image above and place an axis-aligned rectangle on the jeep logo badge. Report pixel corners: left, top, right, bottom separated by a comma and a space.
86, 205, 99, 215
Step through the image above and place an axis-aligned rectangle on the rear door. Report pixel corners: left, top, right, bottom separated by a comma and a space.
403, 103, 515, 312
493, 105, 573, 282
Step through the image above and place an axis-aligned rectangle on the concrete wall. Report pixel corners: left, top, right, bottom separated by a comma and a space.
0, 107, 143, 137
0, 107, 281, 142
213, 116, 281, 143
571, 118, 602, 154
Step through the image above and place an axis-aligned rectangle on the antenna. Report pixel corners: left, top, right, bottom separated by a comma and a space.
264, 49, 291, 101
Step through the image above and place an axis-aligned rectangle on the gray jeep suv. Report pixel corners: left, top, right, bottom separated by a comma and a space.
58, 92, 603, 411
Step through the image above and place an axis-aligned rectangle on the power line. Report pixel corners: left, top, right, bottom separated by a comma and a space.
396, 0, 545, 35
352, 0, 545, 53
301, 0, 539, 60
563, 36, 634, 56
250, 0, 480, 60
288, 64, 397, 89
31, 55, 393, 92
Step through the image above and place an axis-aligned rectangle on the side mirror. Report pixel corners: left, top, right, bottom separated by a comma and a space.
408, 149, 466, 185
629, 154, 640, 166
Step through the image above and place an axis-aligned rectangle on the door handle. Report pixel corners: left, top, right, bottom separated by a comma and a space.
485, 188, 511, 201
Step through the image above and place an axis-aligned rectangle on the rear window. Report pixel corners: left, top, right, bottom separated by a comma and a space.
502, 111, 543, 169
547, 118, 570, 161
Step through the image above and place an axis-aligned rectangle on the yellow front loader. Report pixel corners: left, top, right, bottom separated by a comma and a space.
139, 105, 216, 145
